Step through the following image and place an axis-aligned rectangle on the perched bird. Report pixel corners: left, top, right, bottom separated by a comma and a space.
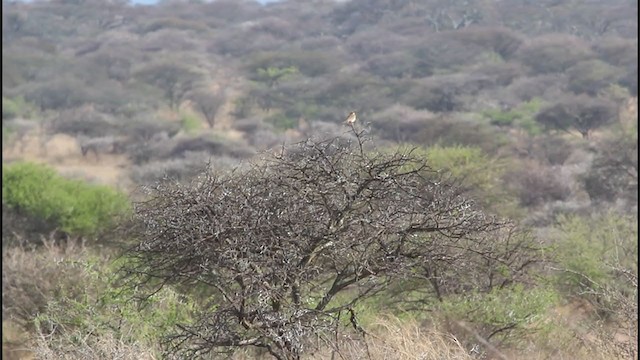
344, 111, 357, 125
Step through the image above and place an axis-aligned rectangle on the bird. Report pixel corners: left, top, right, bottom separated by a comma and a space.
344, 111, 357, 125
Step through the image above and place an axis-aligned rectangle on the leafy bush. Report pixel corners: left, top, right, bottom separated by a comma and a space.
553, 213, 637, 300
265, 112, 297, 131
33, 255, 194, 359
550, 213, 638, 357
246, 51, 335, 78
2, 162, 130, 238
437, 284, 559, 346
179, 111, 202, 134
566, 60, 621, 96
582, 128, 638, 204
418, 145, 516, 214
2, 97, 21, 120
482, 98, 545, 136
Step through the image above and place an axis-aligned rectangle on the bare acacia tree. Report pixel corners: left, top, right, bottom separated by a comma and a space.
189, 90, 225, 128
121, 131, 533, 359
535, 96, 616, 139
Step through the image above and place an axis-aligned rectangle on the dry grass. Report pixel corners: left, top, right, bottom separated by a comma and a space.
2, 241, 635, 360
32, 332, 158, 360
307, 316, 473, 360
2, 240, 90, 330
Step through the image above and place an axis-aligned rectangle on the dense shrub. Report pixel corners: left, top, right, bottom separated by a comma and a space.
504, 161, 571, 207
535, 96, 616, 139
2, 241, 90, 330
517, 35, 593, 74
437, 285, 559, 346
551, 213, 637, 357
2, 162, 130, 238
566, 60, 621, 95
2, 97, 22, 120
582, 129, 638, 204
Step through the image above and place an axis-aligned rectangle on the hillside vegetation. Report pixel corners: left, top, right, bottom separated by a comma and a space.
2, 0, 637, 359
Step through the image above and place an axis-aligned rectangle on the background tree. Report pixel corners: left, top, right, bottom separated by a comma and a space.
121, 133, 535, 359
535, 96, 616, 139
583, 129, 638, 204
189, 90, 225, 128
135, 62, 202, 110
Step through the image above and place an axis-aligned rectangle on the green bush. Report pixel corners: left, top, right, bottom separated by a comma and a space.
255, 66, 299, 87
482, 98, 544, 135
2, 162, 130, 237
392, 145, 518, 215
437, 284, 560, 344
180, 111, 202, 134
32, 253, 195, 358
2, 97, 21, 120
266, 112, 297, 131
552, 213, 638, 298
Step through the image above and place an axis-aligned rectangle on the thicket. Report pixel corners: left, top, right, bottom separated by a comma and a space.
2, 162, 130, 239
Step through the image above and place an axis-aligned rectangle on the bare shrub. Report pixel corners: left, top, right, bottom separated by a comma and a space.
2, 240, 88, 330
79, 135, 127, 159
504, 161, 571, 207
169, 136, 255, 159
413, 114, 504, 154
2, 118, 38, 153
121, 132, 532, 359
582, 131, 638, 204
130, 152, 238, 186
370, 105, 437, 143
517, 35, 594, 74
189, 90, 225, 128
503, 75, 568, 103
451, 26, 523, 59
33, 332, 157, 360
50, 107, 119, 138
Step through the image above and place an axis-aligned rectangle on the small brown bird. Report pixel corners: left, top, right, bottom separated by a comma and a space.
344, 111, 357, 125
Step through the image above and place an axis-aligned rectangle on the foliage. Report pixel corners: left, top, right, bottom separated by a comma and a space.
437, 284, 559, 345
566, 60, 621, 96
482, 98, 545, 135
551, 212, 637, 355
34, 255, 195, 358
134, 62, 203, 110
179, 111, 202, 134
535, 96, 616, 139
265, 112, 297, 131
553, 213, 637, 297
189, 90, 225, 128
247, 51, 335, 78
2, 162, 130, 237
2, 97, 22, 120
582, 127, 638, 204
406, 145, 514, 214
255, 66, 299, 88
